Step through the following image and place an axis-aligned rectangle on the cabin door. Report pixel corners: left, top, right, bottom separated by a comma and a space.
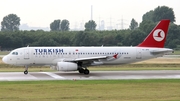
136, 49, 142, 59
24, 49, 29, 59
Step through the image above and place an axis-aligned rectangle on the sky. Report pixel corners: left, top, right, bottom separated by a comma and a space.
0, 0, 180, 30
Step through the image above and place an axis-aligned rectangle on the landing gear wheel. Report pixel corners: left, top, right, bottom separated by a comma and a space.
78, 68, 84, 73
24, 70, 28, 75
24, 65, 28, 75
84, 69, 90, 75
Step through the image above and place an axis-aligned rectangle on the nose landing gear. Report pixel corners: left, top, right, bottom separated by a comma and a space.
24, 70, 28, 74
24, 66, 28, 75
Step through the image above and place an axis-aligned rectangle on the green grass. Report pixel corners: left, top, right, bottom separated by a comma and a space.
172, 50, 180, 55
0, 80, 180, 101
0, 51, 10, 55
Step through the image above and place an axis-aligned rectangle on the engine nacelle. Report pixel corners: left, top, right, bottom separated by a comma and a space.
56, 62, 78, 71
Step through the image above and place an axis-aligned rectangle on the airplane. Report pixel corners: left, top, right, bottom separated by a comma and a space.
2, 19, 173, 75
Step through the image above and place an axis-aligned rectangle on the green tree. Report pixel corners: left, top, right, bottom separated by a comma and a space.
1, 14, 20, 31
115, 33, 123, 46
85, 20, 97, 31
139, 20, 155, 34
166, 23, 180, 48
142, 10, 154, 21
73, 31, 86, 45
153, 6, 175, 23
50, 19, 61, 31
102, 34, 117, 46
142, 6, 175, 23
129, 30, 146, 46
167, 39, 179, 49
129, 18, 138, 30
61, 19, 70, 31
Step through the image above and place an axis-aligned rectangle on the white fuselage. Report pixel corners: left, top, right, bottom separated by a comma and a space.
2, 46, 173, 67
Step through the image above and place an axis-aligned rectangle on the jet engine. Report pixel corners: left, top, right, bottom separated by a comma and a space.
56, 62, 78, 71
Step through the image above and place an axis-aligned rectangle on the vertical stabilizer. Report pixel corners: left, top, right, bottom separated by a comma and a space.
137, 19, 170, 48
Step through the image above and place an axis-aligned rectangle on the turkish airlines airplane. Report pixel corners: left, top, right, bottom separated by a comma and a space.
2, 19, 173, 75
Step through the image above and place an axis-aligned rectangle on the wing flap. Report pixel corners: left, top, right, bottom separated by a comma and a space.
74, 56, 107, 61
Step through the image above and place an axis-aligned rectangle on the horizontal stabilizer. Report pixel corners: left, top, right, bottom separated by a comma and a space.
150, 49, 173, 55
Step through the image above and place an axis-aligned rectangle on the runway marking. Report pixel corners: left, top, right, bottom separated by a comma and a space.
41, 72, 65, 79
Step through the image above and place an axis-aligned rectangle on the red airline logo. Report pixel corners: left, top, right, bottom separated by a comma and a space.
153, 29, 165, 42
113, 54, 118, 59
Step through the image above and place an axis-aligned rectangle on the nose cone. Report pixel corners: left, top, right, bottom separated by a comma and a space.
2, 56, 8, 64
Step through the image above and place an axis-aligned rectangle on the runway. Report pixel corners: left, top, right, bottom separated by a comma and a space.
0, 70, 180, 81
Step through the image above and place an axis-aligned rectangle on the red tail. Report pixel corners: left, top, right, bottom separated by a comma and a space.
137, 19, 170, 48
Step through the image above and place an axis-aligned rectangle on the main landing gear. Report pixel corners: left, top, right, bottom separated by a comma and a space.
77, 62, 90, 75
78, 68, 90, 75
24, 65, 28, 75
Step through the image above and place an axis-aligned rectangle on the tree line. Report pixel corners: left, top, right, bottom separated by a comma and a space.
0, 22, 180, 50
0, 6, 180, 50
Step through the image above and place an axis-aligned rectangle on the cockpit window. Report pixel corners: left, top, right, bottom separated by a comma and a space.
12, 52, 18, 55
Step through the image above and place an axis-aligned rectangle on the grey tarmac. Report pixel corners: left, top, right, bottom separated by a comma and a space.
0, 70, 180, 81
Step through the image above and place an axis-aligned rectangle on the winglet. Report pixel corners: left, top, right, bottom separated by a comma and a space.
137, 19, 170, 48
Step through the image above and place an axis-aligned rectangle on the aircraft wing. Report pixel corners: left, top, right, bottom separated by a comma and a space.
64, 54, 118, 63
65, 56, 108, 62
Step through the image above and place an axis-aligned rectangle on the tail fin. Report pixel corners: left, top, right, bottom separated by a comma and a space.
137, 19, 170, 48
